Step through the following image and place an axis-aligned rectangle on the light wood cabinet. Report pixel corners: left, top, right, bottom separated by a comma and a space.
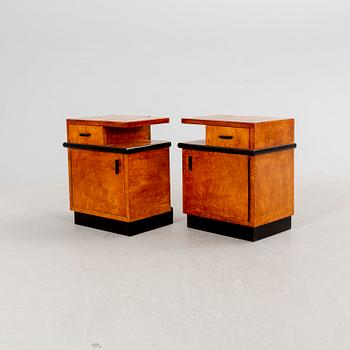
64, 115, 173, 236
179, 115, 296, 241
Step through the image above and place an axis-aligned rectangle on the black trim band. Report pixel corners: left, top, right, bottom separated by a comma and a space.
178, 141, 296, 156
187, 215, 292, 242
74, 209, 173, 236
63, 141, 171, 154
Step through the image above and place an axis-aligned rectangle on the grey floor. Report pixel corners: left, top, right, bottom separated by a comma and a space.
0, 177, 349, 350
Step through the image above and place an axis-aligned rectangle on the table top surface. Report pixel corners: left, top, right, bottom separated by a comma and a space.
67, 115, 169, 127
182, 115, 294, 127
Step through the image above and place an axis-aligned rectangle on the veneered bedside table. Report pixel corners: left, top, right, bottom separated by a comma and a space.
178, 115, 296, 241
63, 115, 173, 236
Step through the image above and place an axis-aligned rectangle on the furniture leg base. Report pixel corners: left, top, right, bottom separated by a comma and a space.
74, 209, 173, 236
187, 215, 291, 242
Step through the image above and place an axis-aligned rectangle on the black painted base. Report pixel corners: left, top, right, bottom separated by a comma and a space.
187, 215, 291, 242
74, 209, 173, 236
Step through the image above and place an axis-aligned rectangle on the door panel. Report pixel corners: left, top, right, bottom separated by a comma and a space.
183, 150, 249, 223
70, 149, 126, 218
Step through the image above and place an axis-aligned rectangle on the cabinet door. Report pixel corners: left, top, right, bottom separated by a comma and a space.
183, 150, 249, 224
70, 149, 126, 219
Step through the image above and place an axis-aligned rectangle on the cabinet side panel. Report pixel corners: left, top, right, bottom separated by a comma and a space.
252, 149, 294, 226
254, 119, 294, 149
127, 148, 171, 221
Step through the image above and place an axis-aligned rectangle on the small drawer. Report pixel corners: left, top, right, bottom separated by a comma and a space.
68, 125, 105, 145
206, 126, 249, 149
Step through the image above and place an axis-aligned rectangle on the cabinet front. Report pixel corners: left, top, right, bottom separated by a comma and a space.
183, 150, 249, 224
70, 149, 126, 219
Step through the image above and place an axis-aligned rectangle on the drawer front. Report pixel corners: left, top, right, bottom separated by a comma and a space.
68, 124, 105, 145
206, 126, 249, 149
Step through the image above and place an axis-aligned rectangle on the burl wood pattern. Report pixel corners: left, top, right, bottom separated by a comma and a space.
181, 115, 295, 229
70, 149, 126, 220
183, 150, 249, 225
183, 116, 294, 150
182, 149, 294, 227
182, 115, 292, 127
206, 126, 249, 149
68, 148, 171, 222
66, 115, 171, 224
126, 148, 171, 221
68, 124, 151, 146
67, 115, 169, 128
250, 149, 294, 226
252, 120, 294, 150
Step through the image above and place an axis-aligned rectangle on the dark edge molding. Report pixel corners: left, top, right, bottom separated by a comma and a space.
63, 141, 171, 154
74, 209, 173, 236
187, 215, 292, 242
178, 142, 297, 156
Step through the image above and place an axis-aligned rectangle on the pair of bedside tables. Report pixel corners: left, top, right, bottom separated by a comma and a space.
63, 115, 296, 241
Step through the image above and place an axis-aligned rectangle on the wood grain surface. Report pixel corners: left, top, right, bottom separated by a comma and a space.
67, 115, 169, 128
182, 150, 249, 225
66, 116, 171, 223
68, 147, 171, 222
251, 119, 294, 149
68, 124, 105, 145
127, 148, 171, 221
250, 149, 294, 226
181, 148, 294, 227
206, 126, 249, 149
70, 149, 127, 220
183, 116, 294, 150
182, 115, 293, 127
105, 126, 150, 144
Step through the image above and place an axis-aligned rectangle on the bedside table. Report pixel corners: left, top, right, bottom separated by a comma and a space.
178, 115, 296, 241
63, 115, 173, 236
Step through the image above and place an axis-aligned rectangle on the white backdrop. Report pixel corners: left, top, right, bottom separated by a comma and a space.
1, 2, 350, 349
1, 0, 350, 187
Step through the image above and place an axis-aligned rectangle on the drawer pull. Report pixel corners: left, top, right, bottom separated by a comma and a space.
188, 156, 192, 171
218, 135, 233, 140
115, 160, 120, 175
79, 133, 91, 137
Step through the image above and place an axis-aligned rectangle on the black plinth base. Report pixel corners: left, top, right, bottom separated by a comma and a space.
74, 209, 173, 236
187, 215, 291, 242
